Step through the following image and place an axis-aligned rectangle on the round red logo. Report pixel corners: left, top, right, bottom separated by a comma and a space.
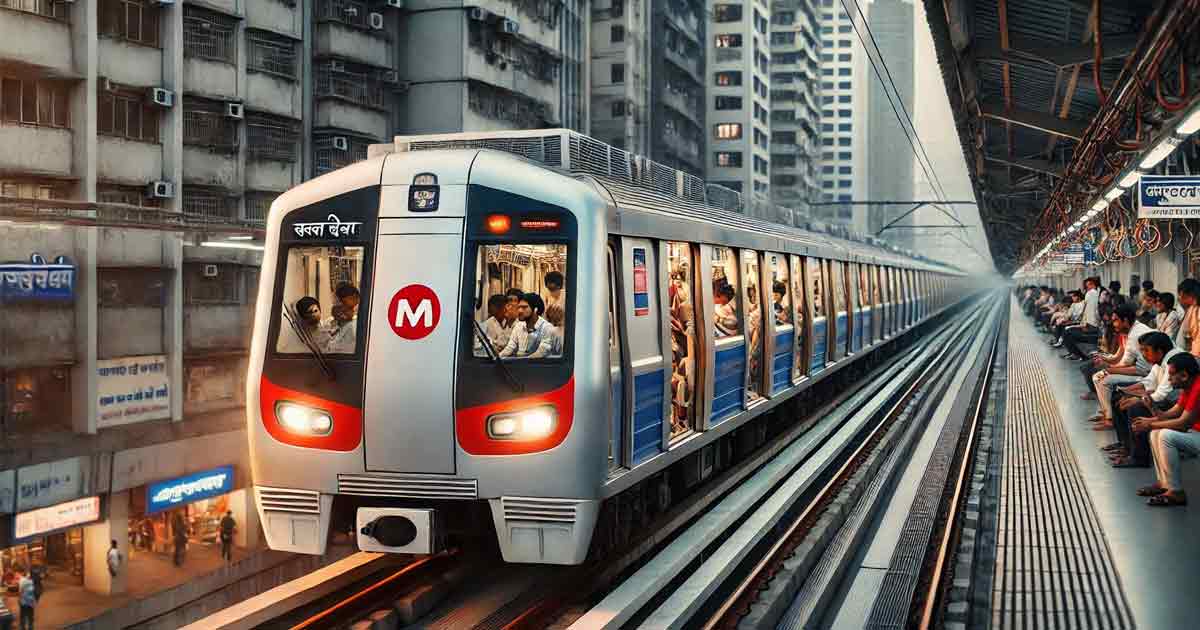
387, 284, 441, 340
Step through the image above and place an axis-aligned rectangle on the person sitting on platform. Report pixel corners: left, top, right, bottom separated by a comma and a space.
1107, 332, 1180, 468
1133, 352, 1200, 506
1049, 291, 1083, 348
1156, 292, 1184, 341
1137, 289, 1159, 327
1088, 305, 1153, 429
1062, 278, 1102, 361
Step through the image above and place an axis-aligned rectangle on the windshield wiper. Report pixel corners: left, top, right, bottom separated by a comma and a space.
473, 320, 524, 393
283, 306, 337, 381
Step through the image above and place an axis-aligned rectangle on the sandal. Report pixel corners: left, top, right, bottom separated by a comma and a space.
1101, 443, 1124, 451
1091, 422, 1113, 431
1147, 493, 1188, 507
1137, 485, 1167, 496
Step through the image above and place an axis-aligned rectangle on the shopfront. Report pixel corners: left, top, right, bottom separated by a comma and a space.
129, 466, 236, 558
2, 496, 100, 592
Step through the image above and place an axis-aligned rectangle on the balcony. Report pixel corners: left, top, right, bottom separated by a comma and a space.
663, 47, 702, 82
660, 90, 701, 125
713, 48, 744, 64
315, 21, 391, 69
0, 125, 72, 176
0, 4, 74, 77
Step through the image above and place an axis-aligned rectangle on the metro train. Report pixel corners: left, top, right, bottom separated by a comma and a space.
248, 130, 968, 565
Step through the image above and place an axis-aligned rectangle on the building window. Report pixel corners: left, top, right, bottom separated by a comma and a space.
838, 123, 851, 132
184, 6, 237, 64
839, 39, 852, 47
99, 267, 168, 308
839, 25, 852, 33
753, 156, 768, 174
183, 98, 239, 152
715, 34, 742, 48
714, 123, 742, 139
772, 11, 794, 25
821, 137, 834, 146
245, 191, 279, 226
713, 4, 742, 22
821, 109, 834, 117
611, 24, 624, 42
315, 133, 371, 175
715, 152, 742, 167
823, 181, 833, 189
98, 184, 160, 208
838, 53, 851, 62
611, 63, 624, 83
822, 151, 834, 159
820, 26, 832, 35
839, 151, 851, 159
314, 59, 388, 109
821, 53, 833, 62
0, 179, 65, 200
317, 0, 380, 31
611, 100, 625, 117
776, 155, 796, 167
822, 81, 834, 90
821, 68, 833, 76
1, 78, 69, 128
1, 367, 72, 435
839, 94, 851, 103
838, 67, 851, 76
838, 180, 851, 188
838, 109, 851, 117
100, 0, 160, 46
821, 123, 834, 132
715, 96, 742, 110
246, 111, 299, 162
838, 166, 852, 174
98, 86, 158, 142
182, 186, 237, 222
838, 137, 851, 146
822, 165, 834, 174
247, 30, 297, 79
611, 0, 623, 17
185, 263, 245, 305
715, 71, 742, 86
838, 81, 851, 89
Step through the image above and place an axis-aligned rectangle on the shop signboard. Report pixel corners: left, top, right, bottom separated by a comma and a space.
13, 496, 101, 541
145, 465, 234, 515
15, 457, 85, 513
1137, 175, 1200, 218
96, 355, 171, 428
0, 253, 75, 302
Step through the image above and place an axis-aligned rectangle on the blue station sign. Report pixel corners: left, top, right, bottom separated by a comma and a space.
145, 465, 235, 515
1137, 175, 1200, 218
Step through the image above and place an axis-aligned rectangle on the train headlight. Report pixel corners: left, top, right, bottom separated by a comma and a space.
486, 406, 557, 440
275, 402, 334, 436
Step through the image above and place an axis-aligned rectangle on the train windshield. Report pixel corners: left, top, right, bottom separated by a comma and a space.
275, 245, 365, 355
473, 243, 568, 360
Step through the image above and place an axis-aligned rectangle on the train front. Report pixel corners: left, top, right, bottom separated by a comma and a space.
247, 148, 609, 565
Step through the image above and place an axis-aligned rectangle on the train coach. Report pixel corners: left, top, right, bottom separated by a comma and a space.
248, 130, 968, 565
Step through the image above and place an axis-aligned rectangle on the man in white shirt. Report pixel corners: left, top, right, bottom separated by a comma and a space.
500, 293, 559, 359
1109, 332, 1180, 468
1063, 277, 1102, 360
476, 294, 514, 355
107, 539, 122, 578
1091, 304, 1154, 425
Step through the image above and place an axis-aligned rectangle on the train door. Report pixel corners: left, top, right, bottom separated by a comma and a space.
709, 246, 746, 423
807, 257, 828, 375
607, 245, 626, 473
741, 250, 766, 405
906, 270, 916, 327
766, 252, 794, 395
665, 241, 700, 442
888, 267, 899, 334
849, 263, 864, 353
830, 261, 849, 362
621, 238, 667, 466
790, 254, 808, 383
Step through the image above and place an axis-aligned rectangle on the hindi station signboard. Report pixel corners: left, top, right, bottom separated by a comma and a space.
1137, 175, 1200, 218
96, 355, 171, 428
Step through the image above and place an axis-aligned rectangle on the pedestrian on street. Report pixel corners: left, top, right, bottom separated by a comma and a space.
17, 567, 36, 630
172, 513, 188, 567
219, 511, 237, 563
106, 540, 122, 578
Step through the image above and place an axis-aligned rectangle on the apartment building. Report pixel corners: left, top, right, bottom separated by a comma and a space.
705, 0, 772, 202
866, 0, 915, 250
0, 0, 397, 611
395, 0, 589, 135
590, 0, 650, 154
815, 0, 870, 232
768, 0, 822, 220
649, 0, 705, 177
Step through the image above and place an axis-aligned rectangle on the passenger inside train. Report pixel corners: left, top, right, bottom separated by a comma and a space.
276, 245, 365, 355
474, 243, 567, 360
668, 242, 697, 438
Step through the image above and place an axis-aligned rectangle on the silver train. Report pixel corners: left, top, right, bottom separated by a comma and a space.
248, 130, 968, 565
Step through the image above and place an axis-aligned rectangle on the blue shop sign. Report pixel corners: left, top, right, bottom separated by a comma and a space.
0, 253, 75, 302
146, 465, 235, 515
1137, 175, 1200, 218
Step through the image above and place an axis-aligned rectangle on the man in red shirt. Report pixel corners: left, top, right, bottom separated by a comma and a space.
1132, 352, 1200, 506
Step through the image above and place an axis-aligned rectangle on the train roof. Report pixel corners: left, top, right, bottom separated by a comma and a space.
371, 129, 964, 276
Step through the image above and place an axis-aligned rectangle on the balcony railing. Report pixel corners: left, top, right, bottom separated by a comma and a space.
0, 0, 67, 21
314, 64, 388, 110
714, 48, 743, 63
0, 196, 262, 233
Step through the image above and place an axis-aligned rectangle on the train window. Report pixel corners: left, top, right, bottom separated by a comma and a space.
769, 254, 792, 325
857, 264, 870, 306
808, 258, 825, 317
711, 246, 741, 338
473, 243, 568, 360
666, 242, 697, 438
790, 255, 806, 378
275, 245, 365, 355
742, 250, 764, 402
831, 262, 847, 313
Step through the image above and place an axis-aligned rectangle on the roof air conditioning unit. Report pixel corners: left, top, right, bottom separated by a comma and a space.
203, 264, 219, 278
468, 7, 488, 21
385, 0, 404, 8
150, 87, 174, 108
501, 18, 519, 34
382, 70, 400, 84
225, 102, 244, 119
369, 12, 385, 29
148, 181, 174, 199
332, 136, 349, 151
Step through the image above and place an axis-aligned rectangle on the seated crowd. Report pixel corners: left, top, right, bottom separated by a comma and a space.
1019, 277, 1200, 507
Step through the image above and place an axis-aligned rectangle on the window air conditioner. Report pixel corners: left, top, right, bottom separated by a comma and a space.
332, 136, 349, 151
150, 87, 174, 108
203, 264, 219, 278
148, 181, 174, 199
385, 0, 404, 8
468, 7, 488, 21
225, 103, 244, 119
369, 12, 385, 29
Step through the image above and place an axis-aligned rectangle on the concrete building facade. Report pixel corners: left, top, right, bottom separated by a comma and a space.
815, 0, 870, 233
705, 0, 772, 201
865, 0, 915, 250
768, 0, 822, 219
649, 0, 705, 177
590, 0, 651, 154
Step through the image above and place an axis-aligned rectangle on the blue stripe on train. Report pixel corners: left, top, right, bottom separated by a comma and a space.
711, 344, 745, 424
772, 330, 794, 394
811, 320, 827, 374
863, 310, 873, 346
632, 370, 664, 465
852, 311, 864, 353
835, 313, 848, 354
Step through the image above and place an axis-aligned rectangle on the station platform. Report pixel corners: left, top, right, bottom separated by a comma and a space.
1001, 302, 1200, 629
